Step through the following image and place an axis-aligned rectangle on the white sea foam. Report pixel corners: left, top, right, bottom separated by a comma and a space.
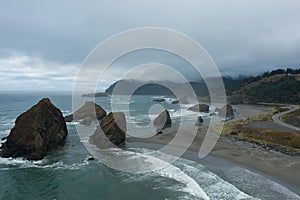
131, 148, 260, 200
83, 145, 209, 200
0, 157, 90, 171
179, 163, 258, 200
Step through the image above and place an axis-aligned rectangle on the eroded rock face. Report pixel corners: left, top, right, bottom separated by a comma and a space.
90, 112, 126, 149
65, 101, 106, 125
187, 104, 209, 113
154, 110, 172, 131
0, 98, 68, 160
217, 104, 234, 118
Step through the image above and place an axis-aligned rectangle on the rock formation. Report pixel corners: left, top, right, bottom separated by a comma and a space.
187, 104, 209, 113
153, 98, 165, 102
217, 104, 234, 118
90, 112, 126, 149
65, 101, 106, 125
195, 116, 204, 126
154, 110, 172, 131
0, 98, 68, 160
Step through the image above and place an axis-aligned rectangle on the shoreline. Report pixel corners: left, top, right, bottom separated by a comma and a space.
128, 126, 300, 195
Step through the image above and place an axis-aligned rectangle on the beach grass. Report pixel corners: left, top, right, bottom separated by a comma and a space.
212, 106, 300, 154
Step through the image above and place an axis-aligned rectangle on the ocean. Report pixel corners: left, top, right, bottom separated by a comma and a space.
0, 93, 299, 200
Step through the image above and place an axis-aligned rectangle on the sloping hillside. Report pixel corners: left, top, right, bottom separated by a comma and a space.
231, 74, 300, 104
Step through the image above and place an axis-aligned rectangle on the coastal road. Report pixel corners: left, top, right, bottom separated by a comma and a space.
271, 105, 300, 131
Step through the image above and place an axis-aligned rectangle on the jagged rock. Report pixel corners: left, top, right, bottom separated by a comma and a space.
65, 101, 106, 124
90, 112, 126, 149
153, 98, 165, 102
195, 116, 204, 126
0, 98, 68, 160
154, 110, 172, 132
187, 104, 209, 113
218, 104, 234, 118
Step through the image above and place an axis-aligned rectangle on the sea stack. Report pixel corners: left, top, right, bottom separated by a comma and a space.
90, 112, 126, 149
154, 110, 172, 132
65, 101, 106, 125
195, 116, 204, 126
0, 98, 68, 160
217, 104, 234, 118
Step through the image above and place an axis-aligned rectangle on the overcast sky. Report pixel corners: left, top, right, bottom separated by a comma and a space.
0, 0, 300, 91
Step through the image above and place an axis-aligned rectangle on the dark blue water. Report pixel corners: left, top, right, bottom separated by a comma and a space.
0, 93, 299, 200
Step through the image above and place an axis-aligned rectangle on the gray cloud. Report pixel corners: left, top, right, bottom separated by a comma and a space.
0, 0, 300, 90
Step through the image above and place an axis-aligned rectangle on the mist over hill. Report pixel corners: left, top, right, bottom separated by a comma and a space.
104, 68, 300, 104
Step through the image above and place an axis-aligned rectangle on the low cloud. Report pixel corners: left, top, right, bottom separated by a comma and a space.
0, 53, 79, 91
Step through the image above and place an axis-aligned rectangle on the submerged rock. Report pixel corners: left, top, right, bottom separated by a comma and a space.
187, 104, 209, 113
154, 110, 172, 132
0, 98, 68, 160
90, 112, 126, 149
195, 116, 204, 126
217, 104, 234, 118
65, 101, 106, 125
87, 156, 95, 161
153, 98, 165, 102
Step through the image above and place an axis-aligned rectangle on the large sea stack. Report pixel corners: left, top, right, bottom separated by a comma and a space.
90, 112, 126, 149
0, 98, 68, 160
65, 101, 106, 125
154, 110, 172, 132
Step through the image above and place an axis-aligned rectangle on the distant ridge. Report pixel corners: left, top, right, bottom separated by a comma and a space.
104, 79, 209, 97
104, 68, 300, 104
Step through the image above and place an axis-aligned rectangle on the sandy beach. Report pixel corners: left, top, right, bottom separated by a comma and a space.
128, 104, 300, 195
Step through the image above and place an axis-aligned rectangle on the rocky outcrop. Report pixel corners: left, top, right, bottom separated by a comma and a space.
154, 110, 172, 131
90, 112, 126, 149
0, 98, 68, 160
195, 116, 204, 126
153, 98, 165, 102
65, 101, 106, 125
217, 104, 234, 118
187, 104, 209, 113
